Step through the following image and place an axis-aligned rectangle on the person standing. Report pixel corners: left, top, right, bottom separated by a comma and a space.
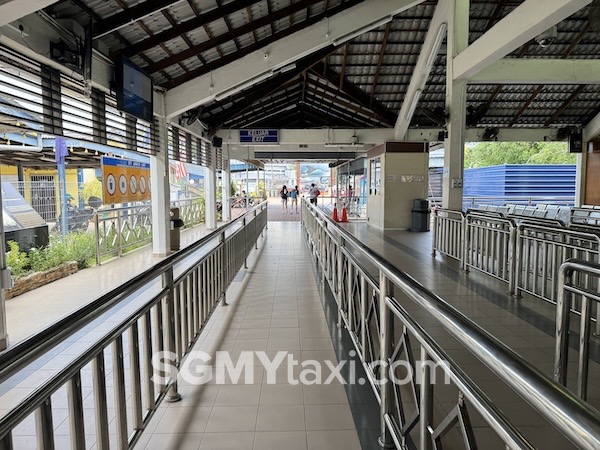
280, 184, 289, 213
289, 185, 299, 214
308, 183, 319, 205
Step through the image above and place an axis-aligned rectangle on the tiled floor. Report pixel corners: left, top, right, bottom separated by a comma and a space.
134, 222, 362, 450
4, 221, 235, 344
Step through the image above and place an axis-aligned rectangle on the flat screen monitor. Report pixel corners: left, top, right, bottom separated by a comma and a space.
115, 56, 153, 122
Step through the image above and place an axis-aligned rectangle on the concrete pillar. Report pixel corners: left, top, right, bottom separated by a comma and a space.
205, 149, 217, 229
150, 115, 171, 256
442, 0, 469, 211
221, 152, 231, 221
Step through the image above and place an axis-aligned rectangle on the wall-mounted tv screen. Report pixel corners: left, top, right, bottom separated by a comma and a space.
115, 56, 153, 122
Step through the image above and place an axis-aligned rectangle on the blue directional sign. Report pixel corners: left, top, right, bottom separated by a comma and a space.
240, 129, 278, 144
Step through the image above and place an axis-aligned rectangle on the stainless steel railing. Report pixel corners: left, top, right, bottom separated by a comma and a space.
94, 198, 207, 264
302, 199, 600, 450
555, 259, 600, 402
431, 208, 464, 261
433, 208, 600, 316
464, 212, 517, 290
94, 203, 152, 264
0, 201, 267, 450
514, 224, 600, 311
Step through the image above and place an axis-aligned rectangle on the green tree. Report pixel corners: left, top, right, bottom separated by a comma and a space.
81, 178, 103, 203
464, 142, 576, 168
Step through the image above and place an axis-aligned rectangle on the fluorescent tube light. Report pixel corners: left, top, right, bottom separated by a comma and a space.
405, 89, 422, 120
332, 16, 393, 46
214, 71, 272, 101
425, 23, 447, 70
323, 143, 364, 148
272, 63, 297, 74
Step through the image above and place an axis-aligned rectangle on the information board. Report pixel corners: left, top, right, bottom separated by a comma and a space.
102, 156, 151, 204
239, 129, 278, 144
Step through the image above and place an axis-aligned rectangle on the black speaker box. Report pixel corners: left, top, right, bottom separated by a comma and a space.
568, 131, 583, 153
212, 136, 223, 147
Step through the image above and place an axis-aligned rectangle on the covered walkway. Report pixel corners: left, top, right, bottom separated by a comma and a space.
134, 221, 362, 450
1, 207, 599, 449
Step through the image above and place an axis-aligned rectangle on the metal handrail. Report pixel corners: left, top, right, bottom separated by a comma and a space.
0, 200, 268, 449
514, 222, 600, 304
302, 199, 600, 449
0, 201, 267, 379
464, 211, 517, 289
431, 208, 465, 261
555, 259, 600, 401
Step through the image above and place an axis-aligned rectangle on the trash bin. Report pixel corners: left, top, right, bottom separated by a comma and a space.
170, 207, 185, 251
411, 199, 430, 232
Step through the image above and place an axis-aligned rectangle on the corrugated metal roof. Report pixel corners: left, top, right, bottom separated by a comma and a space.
38, 0, 600, 131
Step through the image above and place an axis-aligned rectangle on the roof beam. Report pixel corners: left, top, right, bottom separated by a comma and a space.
508, 85, 544, 127
369, 23, 392, 104
205, 45, 335, 132
310, 63, 396, 125
95, 0, 186, 39
209, 78, 301, 126
117, 0, 260, 54
394, 0, 449, 139
453, 0, 592, 80
160, 0, 363, 89
0, 0, 59, 27
471, 59, 600, 84
221, 85, 303, 128
307, 81, 388, 124
145, 0, 323, 74
164, 0, 426, 118
544, 84, 587, 127
584, 109, 600, 141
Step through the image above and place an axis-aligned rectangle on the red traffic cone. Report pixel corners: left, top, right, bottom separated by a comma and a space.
332, 204, 339, 222
340, 206, 348, 222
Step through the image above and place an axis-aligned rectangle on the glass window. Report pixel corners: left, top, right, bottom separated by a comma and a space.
370, 157, 381, 195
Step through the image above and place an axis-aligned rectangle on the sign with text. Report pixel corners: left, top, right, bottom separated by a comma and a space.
102, 156, 151, 204
239, 129, 278, 144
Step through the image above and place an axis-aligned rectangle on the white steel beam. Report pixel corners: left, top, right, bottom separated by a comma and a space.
219, 128, 562, 146
165, 0, 426, 118
584, 110, 600, 141
394, 0, 450, 140
453, 0, 591, 80
471, 59, 600, 84
0, 1, 59, 27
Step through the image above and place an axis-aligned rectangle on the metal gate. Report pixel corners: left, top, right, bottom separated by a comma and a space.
30, 175, 56, 222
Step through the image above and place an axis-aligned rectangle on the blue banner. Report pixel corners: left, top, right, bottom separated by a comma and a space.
240, 129, 278, 144
102, 156, 150, 169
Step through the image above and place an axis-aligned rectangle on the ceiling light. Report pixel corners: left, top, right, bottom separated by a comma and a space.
215, 72, 273, 101
426, 23, 447, 70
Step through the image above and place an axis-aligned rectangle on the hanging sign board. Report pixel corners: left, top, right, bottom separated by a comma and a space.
102, 156, 151, 204
239, 129, 278, 144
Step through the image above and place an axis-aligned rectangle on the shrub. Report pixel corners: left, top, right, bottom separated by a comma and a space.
6, 241, 29, 277
63, 232, 96, 268
8, 232, 96, 279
